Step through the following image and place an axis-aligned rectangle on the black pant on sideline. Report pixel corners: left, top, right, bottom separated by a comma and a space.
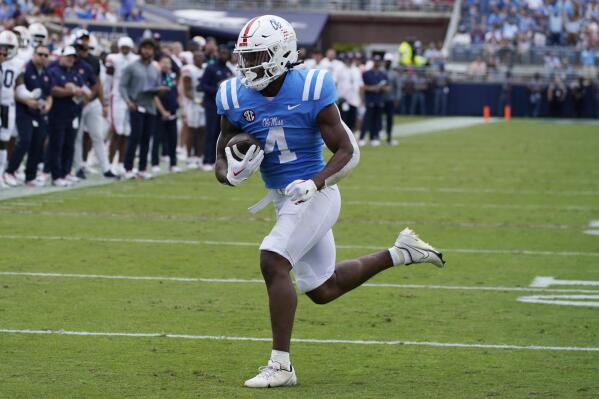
125, 110, 155, 172
203, 102, 219, 165
383, 100, 395, 143
48, 118, 77, 180
359, 104, 383, 141
154, 118, 177, 167
339, 102, 357, 132
7, 115, 48, 182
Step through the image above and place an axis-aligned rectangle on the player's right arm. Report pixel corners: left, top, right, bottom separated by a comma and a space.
215, 116, 242, 186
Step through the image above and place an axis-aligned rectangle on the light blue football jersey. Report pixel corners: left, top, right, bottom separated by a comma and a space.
216, 68, 336, 189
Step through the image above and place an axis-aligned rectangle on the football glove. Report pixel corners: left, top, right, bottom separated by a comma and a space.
285, 179, 317, 204
225, 144, 264, 186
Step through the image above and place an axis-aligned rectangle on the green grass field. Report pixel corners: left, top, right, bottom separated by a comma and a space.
1, 119, 599, 398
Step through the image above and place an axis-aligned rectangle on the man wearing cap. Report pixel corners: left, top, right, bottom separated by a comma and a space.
200, 44, 232, 171
4, 45, 52, 187
106, 36, 138, 174
46, 46, 89, 187
72, 36, 118, 180
359, 54, 389, 146
119, 38, 170, 179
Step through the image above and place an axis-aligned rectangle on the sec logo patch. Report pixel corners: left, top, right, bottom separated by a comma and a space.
243, 109, 256, 122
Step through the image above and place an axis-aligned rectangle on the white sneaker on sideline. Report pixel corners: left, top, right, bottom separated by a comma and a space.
200, 163, 214, 172
3, 172, 20, 187
170, 166, 182, 173
0, 175, 8, 188
394, 228, 445, 268
371, 139, 381, 147
358, 139, 366, 147
151, 165, 161, 173
52, 178, 71, 187
123, 171, 137, 180
65, 174, 80, 183
388, 139, 399, 146
36, 173, 49, 185
244, 360, 297, 388
138, 171, 153, 180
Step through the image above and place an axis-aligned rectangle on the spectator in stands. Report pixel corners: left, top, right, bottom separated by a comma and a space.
200, 44, 233, 171
468, 56, 487, 79
432, 64, 450, 115
548, 7, 563, 46
410, 70, 428, 115
359, 54, 388, 146
528, 72, 544, 117
580, 46, 597, 79
570, 77, 587, 118
547, 76, 567, 117
399, 67, 415, 115
497, 71, 513, 116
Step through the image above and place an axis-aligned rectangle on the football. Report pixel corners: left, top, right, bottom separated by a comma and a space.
226, 133, 262, 161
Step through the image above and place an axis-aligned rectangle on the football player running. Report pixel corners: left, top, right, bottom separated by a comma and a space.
215, 15, 445, 388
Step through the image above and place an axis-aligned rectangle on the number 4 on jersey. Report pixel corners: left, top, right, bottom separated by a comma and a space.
264, 127, 297, 164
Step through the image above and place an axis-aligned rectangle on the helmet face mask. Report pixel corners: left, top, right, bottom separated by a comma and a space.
234, 15, 298, 91
29, 23, 48, 47
0, 31, 20, 59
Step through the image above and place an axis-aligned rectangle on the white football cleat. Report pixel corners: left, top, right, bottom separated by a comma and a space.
151, 165, 161, 173
123, 171, 137, 180
170, 166, 182, 173
394, 228, 445, 268
244, 360, 297, 388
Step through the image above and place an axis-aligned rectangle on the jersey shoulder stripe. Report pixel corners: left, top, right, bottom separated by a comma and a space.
301, 69, 328, 102
219, 79, 230, 110
313, 69, 328, 100
229, 77, 240, 109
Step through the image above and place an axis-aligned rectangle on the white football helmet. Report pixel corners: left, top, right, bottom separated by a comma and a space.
234, 15, 298, 91
0, 30, 19, 59
29, 23, 48, 46
13, 26, 30, 49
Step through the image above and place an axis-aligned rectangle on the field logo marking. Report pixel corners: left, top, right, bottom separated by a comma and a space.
517, 295, 599, 307
584, 220, 599, 236
530, 276, 599, 288
519, 276, 599, 307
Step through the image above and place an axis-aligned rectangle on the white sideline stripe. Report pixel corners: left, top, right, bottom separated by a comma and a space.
3, 271, 599, 294
1, 234, 598, 258
1, 328, 597, 352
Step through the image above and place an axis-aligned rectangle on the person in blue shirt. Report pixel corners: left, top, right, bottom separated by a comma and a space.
359, 54, 389, 146
214, 15, 444, 389
200, 44, 233, 171
5, 45, 52, 186
46, 46, 90, 187
153, 55, 179, 172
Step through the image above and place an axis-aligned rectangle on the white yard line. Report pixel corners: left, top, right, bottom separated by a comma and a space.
0, 209, 583, 231
0, 234, 597, 257
2, 271, 599, 294
0, 328, 597, 352
46, 192, 599, 212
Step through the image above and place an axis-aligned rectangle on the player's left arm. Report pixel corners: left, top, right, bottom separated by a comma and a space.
312, 103, 360, 189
